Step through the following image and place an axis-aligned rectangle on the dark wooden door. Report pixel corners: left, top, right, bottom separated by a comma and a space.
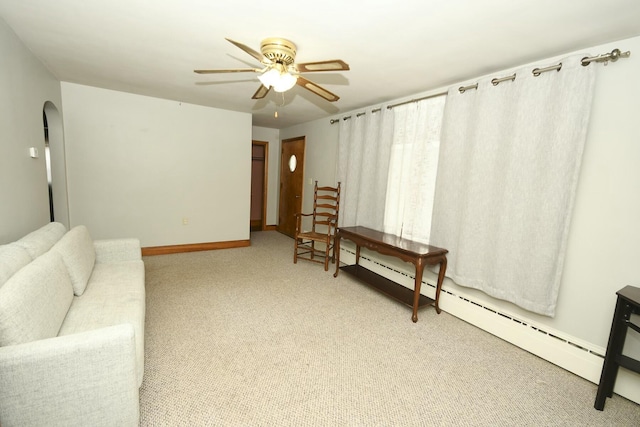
277, 136, 305, 237
251, 141, 268, 231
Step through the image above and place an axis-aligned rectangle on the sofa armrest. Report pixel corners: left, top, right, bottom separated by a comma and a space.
0, 324, 139, 427
94, 238, 141, 263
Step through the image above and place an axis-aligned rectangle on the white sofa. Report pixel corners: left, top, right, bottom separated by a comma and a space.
0, 222, 145, 426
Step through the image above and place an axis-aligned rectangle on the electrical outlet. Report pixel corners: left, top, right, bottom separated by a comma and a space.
182, 217, 189, 225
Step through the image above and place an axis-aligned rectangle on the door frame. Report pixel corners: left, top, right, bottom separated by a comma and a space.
251, 140, 269, 231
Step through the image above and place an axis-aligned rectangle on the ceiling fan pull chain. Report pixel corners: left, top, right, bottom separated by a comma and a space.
275, 91, 286, 118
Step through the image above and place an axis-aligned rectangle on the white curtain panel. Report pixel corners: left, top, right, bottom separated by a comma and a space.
336, 109, 393, 228
383, 96, 446, 243
430, 55, 595, 316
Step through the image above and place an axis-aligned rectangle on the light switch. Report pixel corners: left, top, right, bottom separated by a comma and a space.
29, 147, 39, 158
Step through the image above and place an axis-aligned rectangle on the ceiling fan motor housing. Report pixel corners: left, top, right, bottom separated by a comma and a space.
260, 38, 297, 65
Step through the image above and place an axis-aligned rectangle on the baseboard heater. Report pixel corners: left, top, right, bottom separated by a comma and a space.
338, 246, 640, 405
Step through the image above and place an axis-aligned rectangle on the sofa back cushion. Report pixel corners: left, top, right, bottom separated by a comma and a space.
0, 244, 32, 289
51, 225, 96, 296
14, 222, 67, 260
0, 251, 73, 346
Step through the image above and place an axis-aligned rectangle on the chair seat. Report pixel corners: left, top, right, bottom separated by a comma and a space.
297, 231, 331, 242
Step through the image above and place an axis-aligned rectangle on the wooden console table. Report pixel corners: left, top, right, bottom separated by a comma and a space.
333, 226, 448, 322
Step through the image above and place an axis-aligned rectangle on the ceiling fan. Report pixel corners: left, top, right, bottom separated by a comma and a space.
194, 38, 349, 102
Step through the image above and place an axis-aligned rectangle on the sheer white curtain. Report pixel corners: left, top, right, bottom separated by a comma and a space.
430, 55, 595, 316
383, 96, 445, 243
336, 109, 393, 228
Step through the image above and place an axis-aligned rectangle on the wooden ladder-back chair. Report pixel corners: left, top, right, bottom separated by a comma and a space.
294, 181, 341, 271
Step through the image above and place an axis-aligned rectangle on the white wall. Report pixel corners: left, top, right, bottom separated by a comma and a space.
251, 126, 280, 226
282, 35, 640, 370
0, 18, 64, 243
280, 120, 340, 216
61, 83, 252, 247
252, 121, 340, 227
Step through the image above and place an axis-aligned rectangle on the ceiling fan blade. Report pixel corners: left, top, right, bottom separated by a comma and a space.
194, 68, 261, 74
225, 38, 270, 64
296, 76, 340, 102
296, 60, 350, 73
252, 84, 271, 100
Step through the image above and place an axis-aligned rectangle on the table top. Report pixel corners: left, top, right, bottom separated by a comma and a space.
337, 226, 448, 257
618, 285, 640, 305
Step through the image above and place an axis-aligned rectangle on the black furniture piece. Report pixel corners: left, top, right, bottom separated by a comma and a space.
594, 285, 640, 410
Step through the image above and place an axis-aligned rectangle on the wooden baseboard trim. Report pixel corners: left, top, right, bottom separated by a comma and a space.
264, 225, 277, 231
142, 240, 250, 256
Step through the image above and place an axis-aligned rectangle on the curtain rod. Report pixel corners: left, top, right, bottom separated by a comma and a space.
457, 48, 630, 95
329, 92, 447, 124
330, 48, 630, 124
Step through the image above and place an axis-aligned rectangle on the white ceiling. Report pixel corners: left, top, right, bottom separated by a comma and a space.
1, 0, 640, 129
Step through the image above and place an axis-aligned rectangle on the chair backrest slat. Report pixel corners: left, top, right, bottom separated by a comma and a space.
296, 180, 341, 235
316, 203, 336, 209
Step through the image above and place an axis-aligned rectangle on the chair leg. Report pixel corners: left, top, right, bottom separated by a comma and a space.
324, 244, 330, 271
293, 238, 298, 264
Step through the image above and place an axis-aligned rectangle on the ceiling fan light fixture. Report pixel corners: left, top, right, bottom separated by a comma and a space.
257, 68, 280, 89
272, 72, 297, 92
258, 64, 297, 92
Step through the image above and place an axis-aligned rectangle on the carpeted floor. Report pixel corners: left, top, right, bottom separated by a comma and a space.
139, 231, 640, 426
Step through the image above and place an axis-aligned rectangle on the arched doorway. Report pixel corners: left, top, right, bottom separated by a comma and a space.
43, 102, 70, 228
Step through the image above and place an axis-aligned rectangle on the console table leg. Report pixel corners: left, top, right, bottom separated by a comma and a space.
333, 236, 341, 278
434, 257, 447, 315
412, 259, 425, 323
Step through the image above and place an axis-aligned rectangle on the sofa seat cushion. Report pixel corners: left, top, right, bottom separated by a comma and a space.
0, 244, 32, 288
0, 251, 73, 346
15, 222, 67, 260
58, 261, 145, 386
52, 226, 96, 296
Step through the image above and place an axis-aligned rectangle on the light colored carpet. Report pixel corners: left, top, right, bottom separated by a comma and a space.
140, 231, 640, 426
